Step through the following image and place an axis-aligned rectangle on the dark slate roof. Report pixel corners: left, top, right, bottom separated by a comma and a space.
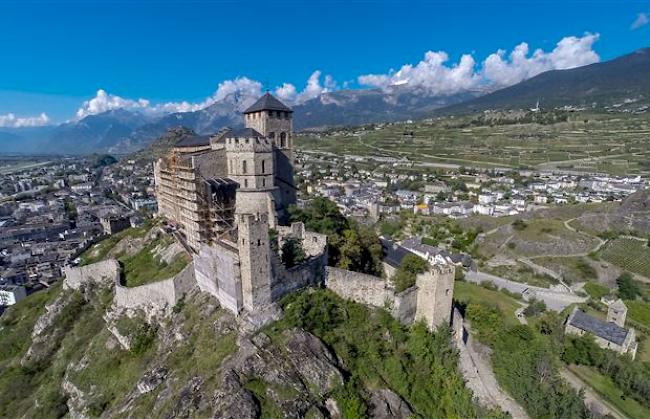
227, 127, 264, 138
380, 237, 415, 268
244, 93, 292, 114
569, 309, 629, 346
175, 133, 211, 148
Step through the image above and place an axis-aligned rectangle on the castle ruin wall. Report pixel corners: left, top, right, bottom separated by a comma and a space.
194, 241, 243, 314
64, 260, 120, 290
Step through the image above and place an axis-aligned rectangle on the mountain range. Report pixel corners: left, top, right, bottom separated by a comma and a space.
2, 47, 648, 155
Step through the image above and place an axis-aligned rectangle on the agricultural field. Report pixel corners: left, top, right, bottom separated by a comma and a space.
484, 262, 559, 288
600, 238, 650, 279
297, 111, 650, 176
476, 218, 600, 260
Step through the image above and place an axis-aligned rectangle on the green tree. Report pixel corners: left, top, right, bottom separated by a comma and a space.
392, 254, 428, 292
281, 236, 306, 269
616, 273, 641, 300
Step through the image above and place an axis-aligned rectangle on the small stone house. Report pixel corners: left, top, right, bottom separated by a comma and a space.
565, 300, 637, 359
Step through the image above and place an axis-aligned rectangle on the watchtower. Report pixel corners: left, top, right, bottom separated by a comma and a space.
237, 212, 273, 311
243, 93, 296, 218
415, 256, 455, 330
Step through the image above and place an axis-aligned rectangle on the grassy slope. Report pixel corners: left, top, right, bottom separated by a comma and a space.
569, 364, 650, 419
121, 235, 190, 287
453, 280, 521, 327
265, 289, 506, 419
79, 220, 190, 288
0, 284, 237, 418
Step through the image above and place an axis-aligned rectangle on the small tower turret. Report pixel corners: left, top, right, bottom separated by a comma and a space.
607, 299, 627, 327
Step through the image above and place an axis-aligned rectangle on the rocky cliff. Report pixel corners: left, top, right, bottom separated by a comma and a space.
0, 266, 504, 419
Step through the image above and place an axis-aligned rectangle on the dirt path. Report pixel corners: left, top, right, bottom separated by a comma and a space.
457, 323, 529, 418
560, 367, 625, 419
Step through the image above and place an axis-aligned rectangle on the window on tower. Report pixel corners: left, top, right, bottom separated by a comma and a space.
242, 160, 248, 174
261, 160, 265, 173
280, 132, 287, 148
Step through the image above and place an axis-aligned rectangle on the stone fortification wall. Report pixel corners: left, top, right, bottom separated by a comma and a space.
325, 267, 393, 308
64, 260, 120, 290
114, 262, 194, 311
392, 286, 418, 325
271, 253, 326, 301
194, 241, 243, 314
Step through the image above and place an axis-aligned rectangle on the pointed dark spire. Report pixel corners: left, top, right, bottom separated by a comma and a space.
243, 92, 292, 114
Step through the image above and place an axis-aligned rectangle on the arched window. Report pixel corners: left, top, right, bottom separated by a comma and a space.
280, 132, 287, 148
242, 160, 247, 174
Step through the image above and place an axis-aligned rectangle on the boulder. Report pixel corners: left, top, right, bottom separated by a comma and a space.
368, 388, 413, 419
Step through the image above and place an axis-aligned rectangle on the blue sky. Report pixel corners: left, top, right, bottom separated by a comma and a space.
0, 0, 648, 125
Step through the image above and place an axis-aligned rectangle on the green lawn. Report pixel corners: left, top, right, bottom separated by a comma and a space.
625, 300, 650, 330
600, 238, 650, 279
584, 282, 611, 299
569, 364, 650, 419
454, 280, 521, 326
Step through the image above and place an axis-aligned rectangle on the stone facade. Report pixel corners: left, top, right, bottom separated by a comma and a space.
415, 262, 455, 330
64, 258, 194, 313
153, 94, 296, 251
99, 216, 131, 235
238, 212, 273, 312
194, 240, 242, 314
325, 267, 393, 308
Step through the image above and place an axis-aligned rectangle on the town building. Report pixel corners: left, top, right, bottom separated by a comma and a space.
0, 284, 27, 306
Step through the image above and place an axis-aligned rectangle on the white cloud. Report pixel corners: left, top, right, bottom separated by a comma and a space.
358, 33, 600, 94
359, 51, 479, 95
0, 112, 50, 128
482, 33, 600, 87
274, 71, 336, 104
70, 33, 602, 120
631, 12, 649, 30
75, 78, 265, 119
76, 89, 150, 118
